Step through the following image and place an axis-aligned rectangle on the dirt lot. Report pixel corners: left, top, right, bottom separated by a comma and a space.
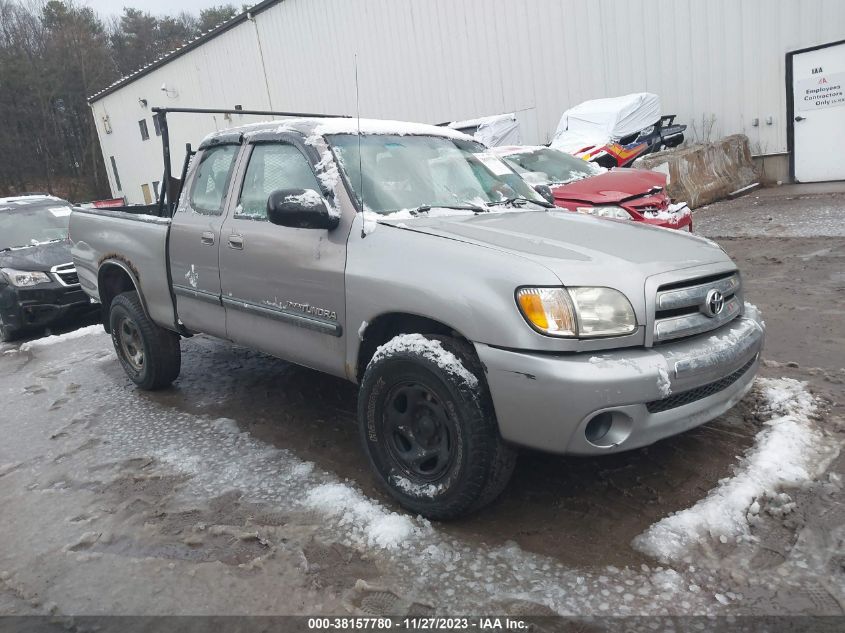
0, 186, 843, 621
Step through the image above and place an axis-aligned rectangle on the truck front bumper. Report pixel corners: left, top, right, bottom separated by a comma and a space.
476, 307, 765, 455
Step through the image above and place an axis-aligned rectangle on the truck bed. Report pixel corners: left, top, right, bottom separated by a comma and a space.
69, 207, 177, 329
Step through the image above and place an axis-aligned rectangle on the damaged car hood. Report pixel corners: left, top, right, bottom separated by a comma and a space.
552, 168, 665, 205
381, 209, 731, 283
0, 240, 73, 272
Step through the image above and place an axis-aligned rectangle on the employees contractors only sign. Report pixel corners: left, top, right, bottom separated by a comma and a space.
796, 71, 845, 111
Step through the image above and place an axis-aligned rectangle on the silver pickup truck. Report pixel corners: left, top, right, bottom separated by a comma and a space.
70, 117, 765, 519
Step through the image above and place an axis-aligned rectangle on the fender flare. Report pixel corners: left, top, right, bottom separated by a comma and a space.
97, 258, 154, 323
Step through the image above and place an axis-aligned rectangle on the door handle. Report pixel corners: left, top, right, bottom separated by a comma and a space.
795, 116, 806, 122
228, 234, 244, 250
201, 231, 215, 245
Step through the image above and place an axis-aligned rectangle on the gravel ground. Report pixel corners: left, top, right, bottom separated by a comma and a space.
0, 187, 843, 621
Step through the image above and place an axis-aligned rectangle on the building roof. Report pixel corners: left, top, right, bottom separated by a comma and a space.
88, 0, 283, 103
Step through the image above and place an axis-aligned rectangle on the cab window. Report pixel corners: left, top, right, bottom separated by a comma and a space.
187, 144, 238, 215
236, 143, 322, 220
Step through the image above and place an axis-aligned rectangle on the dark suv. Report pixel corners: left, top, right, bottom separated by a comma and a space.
0, 195, 94, 341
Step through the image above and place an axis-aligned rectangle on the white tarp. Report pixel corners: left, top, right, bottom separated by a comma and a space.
550, 93, 661, 154
448, 113, 521, 147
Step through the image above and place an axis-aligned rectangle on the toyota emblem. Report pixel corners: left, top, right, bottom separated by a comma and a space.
705, 289, 725, 317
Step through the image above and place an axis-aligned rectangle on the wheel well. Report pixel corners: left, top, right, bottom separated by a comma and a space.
98, 264, 138, 332
356, 313, 467, 381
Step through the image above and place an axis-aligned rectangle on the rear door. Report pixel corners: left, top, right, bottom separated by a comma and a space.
169, 138, 241, 336
218, 136, 348, 377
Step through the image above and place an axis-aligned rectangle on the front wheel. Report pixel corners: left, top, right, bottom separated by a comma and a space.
109, 291, 181, 390
357, 334, 517, 520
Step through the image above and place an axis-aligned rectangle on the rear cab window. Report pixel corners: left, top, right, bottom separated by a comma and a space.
186, 145, 239, 215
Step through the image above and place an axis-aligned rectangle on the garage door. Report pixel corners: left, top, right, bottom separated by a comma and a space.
791, 40, 845, 182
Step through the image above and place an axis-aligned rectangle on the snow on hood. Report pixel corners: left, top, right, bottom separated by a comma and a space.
0, 239, 73, 272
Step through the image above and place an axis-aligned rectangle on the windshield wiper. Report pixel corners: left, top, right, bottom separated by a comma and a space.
409, 203, 487, 215
487, 196, 553, 209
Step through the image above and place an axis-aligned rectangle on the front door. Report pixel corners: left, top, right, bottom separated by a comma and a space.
219, 140, 348, 377
169, 142, 240, 337
792, 40, 845, 182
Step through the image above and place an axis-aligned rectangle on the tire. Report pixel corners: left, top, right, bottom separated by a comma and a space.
0, 321, 18, 343
109, 291, 181, 390
357, 334, 517, 520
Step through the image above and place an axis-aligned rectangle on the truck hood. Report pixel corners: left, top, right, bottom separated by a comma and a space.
381, 209, 731, 284
552, 168, 665, 205
0, 240, 72, 272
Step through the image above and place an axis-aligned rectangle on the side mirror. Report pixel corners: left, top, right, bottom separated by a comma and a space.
534, 184, 555, 205
267, 188, 339, 230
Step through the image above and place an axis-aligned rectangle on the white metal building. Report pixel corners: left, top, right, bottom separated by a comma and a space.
89, 0, 845, 204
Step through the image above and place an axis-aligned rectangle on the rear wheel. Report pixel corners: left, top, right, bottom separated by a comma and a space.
109, 291, 181, 390
358, 334, 517, 520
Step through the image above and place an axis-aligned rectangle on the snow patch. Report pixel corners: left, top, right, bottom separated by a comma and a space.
656, 365, 672, 398
312, 118, 474, 142
18, 325, 105, 352
642, 202, 692, 226
304, 483, 418, 550
314, 152, 340, 194
391, 474, 446, 499
371, 334, 479, 389
632, 378, 838, 562
284, 190, 324, 207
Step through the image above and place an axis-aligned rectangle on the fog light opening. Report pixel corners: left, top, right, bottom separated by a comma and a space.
585, 412, 613, 444
584, 411, 633, 448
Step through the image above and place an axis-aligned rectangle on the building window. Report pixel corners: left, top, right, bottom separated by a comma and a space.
139, 119, 149, 141
152, 180, 161, 198
153, 115, 162, 136
109, 156, 122, 191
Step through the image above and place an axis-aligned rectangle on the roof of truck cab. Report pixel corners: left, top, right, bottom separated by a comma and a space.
199, 117, 476, 147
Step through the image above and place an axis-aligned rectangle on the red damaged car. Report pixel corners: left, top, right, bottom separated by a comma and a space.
491, 145, 692, 231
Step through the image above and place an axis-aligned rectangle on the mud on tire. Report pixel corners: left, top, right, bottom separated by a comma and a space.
357, 334, 517, 520
109, 291, 181, 390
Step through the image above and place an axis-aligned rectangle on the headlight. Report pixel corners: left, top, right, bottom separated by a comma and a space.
576, 206, 632, 220
2, 268, 52, 287
568, 287, 637, 336
517, 286, 637, 338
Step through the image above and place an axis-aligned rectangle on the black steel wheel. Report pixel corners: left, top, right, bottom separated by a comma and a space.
384, 381, 457, 482
358, 334, 517, 520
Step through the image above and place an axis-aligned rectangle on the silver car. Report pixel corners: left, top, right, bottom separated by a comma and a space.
70, 118, 765, 519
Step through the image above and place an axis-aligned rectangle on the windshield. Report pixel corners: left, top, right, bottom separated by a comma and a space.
0, 201, 71, 250
500, 147, 600, 186
327, 134, 547, 215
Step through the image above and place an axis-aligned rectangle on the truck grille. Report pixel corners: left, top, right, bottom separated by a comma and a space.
51, 263, 80, 287
653, 271, 742, 343
646, 356, 756, 413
